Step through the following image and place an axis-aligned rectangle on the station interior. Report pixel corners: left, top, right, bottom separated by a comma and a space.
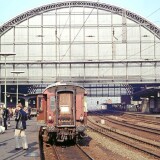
0, 1, 160, 114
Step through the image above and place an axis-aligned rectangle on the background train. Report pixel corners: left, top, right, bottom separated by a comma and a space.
36, 82, 87, 143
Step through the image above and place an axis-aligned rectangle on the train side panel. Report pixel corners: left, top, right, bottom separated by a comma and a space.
76, 93, 84, 121
36, 94, 47, 125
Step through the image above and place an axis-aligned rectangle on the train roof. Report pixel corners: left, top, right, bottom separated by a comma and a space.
43, 82, 85, 93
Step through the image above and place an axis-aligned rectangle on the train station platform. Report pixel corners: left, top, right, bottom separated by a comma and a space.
0, 117, 40, 160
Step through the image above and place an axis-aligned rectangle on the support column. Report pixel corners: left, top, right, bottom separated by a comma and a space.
0, 85, 1, 102
24, 97, 29, 108
141, 98, 150, 113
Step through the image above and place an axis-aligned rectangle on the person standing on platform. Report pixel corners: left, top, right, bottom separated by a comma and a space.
14, 103, 28, 150
0, 106, 3, 126
2, 107, 9, 130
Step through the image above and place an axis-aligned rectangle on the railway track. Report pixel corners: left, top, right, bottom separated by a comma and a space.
120, 112, 160, 125
87, 116, 160, 159
100, 115, 160, 135
90, 111, 160, 135
39, 135, 94, 160
53, 144, 94, 160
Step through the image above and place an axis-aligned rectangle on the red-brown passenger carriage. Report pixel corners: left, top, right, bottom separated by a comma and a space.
36, 82, 87, 143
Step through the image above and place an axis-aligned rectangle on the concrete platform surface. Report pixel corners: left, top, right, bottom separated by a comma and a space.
0, 117, 40, 160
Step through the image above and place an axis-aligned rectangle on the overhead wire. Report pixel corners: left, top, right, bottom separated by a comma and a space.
55, 7, 74, 79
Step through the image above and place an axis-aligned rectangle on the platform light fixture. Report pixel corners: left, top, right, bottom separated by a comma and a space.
11, 71, 25, 105
0, 52, 16, 108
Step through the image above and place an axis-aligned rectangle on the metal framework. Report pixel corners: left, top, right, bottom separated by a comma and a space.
0, 1, 159, 38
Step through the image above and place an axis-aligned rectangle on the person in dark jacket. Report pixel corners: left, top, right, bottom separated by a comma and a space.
14, 103, 28, 150
2, 107, 9, 130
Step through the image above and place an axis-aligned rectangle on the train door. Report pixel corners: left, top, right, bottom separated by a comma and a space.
56, 91, 75, 126
36, 94, 47, 125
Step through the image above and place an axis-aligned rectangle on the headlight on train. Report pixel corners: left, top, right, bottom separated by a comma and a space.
48, 115, 53, 123
80, 115, 84, 121
48, 115, 52, 120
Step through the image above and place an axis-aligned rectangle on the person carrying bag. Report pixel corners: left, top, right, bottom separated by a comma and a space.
14, 103, 28, 150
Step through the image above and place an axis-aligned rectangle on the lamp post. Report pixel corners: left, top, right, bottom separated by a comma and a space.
11, 71, 25, 105
0, 52, 16, 108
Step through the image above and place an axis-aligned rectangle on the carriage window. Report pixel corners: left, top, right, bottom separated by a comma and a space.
50, 96, 55, 111
60, 105, 70, 114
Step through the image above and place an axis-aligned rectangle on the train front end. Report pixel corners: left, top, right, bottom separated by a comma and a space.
37, 83, 87, 143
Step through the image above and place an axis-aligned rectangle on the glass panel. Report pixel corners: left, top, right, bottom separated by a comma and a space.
59, 64, 70, 76
85, 64, 98, 76
43, 64, 56, 77
99, 64, 112, 77
29, 64, 42, 78
71, 44, 84, 60
57, 14, 70, 26
18, 20, 28, 26
114, 64, 126, 76
115, 44, 126, 59
71, 64, 84, 76
85, 28, 97, 41
29, 15, 41, 25
72, 7, 83, 14
15, 28, 28, 43
156, 62, 160, 80
29, 28, 41, 42
99, 44, 112, 60
43, 45, 56, 60
99, 14, 111, 25
112, 14, 122, 25
141, 43, 154, 59
71, 28, 83, 42
155, 43, 160, 59
85, 44, 98, 59
127, 44, 140, 59
59, 44, 71, 61
29, 45, 42, 60
59, 28, 69, 41
1, 29, 14, 43
113, 27, 122, 41
1, 45, 14, 53
71, 14, 83, 25
141, 27, 154, 41
15, 45, 27, 60
18, 64, 28, 74
43, 65, 56, 82
43, 15, 55, 25
127, 26, 140, 41
43, 28, 56, 42
99, 27, 112, 41
127, 19, 136, 25
127, 63, 141, 76
85, 14, 97, 25
141, 63, 154, 76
